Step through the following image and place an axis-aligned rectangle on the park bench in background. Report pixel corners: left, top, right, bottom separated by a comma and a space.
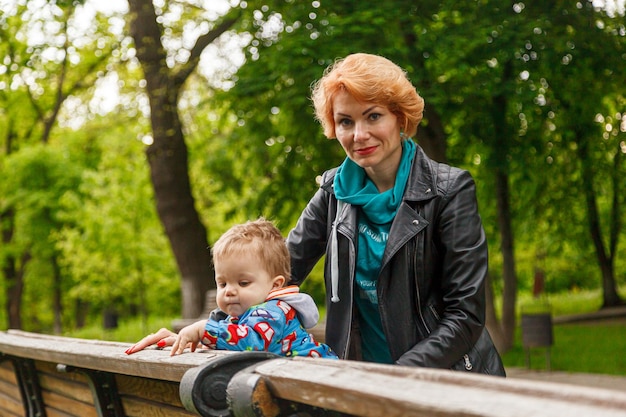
1, 329, 626, 417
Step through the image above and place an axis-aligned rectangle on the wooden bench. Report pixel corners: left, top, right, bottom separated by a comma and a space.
0, 330, 240, 417
2, 329, 626, 417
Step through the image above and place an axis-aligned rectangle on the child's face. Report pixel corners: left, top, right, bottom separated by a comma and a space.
214, 252, 284, 317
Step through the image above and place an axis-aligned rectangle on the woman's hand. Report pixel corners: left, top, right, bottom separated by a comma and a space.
124, 328, 177, 355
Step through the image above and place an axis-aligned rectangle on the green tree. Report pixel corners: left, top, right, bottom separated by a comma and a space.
55, 119, 179, 331
533, 1, 625, 307
126, 0, 244, 318
0, 0, 119, 330
0, 145, 82, 332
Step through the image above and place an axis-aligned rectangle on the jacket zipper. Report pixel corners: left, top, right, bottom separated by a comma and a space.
411, 240, 430, 336
463, 354, 473, 370
337, 221, 355, 359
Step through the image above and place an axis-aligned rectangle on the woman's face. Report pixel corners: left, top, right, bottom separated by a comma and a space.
332, 90, 403, 190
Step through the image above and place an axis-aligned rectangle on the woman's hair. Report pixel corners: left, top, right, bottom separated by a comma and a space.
211, 218, 291, 281
311, 53, 425, 139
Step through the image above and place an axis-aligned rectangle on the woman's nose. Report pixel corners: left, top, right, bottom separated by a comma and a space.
353, 122, 368, 141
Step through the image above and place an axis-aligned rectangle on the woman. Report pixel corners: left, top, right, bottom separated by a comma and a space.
286, 53, 505, 375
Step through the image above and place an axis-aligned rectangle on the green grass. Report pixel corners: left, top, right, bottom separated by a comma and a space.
516, 289, 606, 317
502, 321, 626, 375
503, 286, 626, 375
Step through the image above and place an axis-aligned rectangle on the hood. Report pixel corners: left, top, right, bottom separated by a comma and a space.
266, 285, 320, 329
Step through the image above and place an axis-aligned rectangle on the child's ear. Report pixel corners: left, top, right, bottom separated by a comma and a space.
272, 275, 285, 289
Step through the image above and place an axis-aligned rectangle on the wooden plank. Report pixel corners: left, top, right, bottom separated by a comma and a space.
121, 396, 197, 417
39, 371, 95, 406
0, 330, 230, 382
42, 389, 98, 417
0, 361, 21, 402
116, 373, 184, 408
240, 357, 626, 417
0, 377, 22, 405
0, 360, 19, 385
37, 361, 95, 405
45, 407, 82, 417
0, 390, 24, 417
0, 332, 213, 416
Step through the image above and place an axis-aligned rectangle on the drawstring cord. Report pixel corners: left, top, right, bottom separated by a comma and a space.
330, 199, 346, 303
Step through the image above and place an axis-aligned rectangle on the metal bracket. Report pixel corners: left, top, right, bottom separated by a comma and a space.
179, 351, 279, 417
57, 364, 125, 417
1, 354, 47, 417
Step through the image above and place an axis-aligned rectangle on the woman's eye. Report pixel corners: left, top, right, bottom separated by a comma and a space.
369, 113, 381, 121
338, 118, 352, 127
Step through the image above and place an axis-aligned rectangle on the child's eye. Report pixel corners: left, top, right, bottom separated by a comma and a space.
217, 282, 226, 288
239, 281, 250, 287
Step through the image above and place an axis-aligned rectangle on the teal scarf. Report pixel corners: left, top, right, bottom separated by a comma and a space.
334, 139, 416, 225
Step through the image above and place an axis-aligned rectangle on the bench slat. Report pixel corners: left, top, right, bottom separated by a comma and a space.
43, 390, 98, 417
116, 373, 184, 407
121, 397, 197, 417
0, 390, 25, 417
0, 329, 228, 382
228, 357, 626, 417
0, 361, 19, 385
38, 362, 95, 404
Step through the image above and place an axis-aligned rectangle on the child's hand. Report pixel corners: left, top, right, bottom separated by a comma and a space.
170, 320, 206, 356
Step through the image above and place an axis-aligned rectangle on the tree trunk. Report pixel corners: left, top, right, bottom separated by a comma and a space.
128, 0, 212, 318
494, 170, 517, 352
577, 136, 624, 308
4, 256, 22, 330
5, 253, 30, 330
52, 255, 63, 334
488, 60, 518, 353
484, 272, 505, 353
2, 209, 22, 329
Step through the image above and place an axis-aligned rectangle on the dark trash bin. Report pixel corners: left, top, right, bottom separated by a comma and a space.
521, 312, 553, 370
103, 310, 119, 329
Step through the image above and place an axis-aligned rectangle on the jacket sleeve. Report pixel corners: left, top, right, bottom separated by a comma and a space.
397, 168, 488, 368
286, 179, 332, 286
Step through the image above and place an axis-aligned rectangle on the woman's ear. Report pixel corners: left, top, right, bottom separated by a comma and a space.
272, 275, 286, 289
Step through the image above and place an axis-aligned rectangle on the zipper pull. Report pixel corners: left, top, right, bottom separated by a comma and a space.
463, 354, 473, 371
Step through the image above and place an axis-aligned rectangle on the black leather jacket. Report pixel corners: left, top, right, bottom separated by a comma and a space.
287, 144, 505, 376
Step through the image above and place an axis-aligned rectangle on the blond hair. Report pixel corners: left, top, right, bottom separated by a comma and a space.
311, 53, 425, 139
211, 218, 291, 281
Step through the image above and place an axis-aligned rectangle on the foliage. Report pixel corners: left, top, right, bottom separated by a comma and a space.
1, 0, 625, 337
54, 117, 180, 327
0, 143, 83, 331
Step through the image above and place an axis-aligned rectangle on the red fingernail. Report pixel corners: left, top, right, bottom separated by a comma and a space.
157, 340, 166, 348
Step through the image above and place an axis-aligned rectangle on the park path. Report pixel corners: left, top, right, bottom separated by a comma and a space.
506, 367, 626, 392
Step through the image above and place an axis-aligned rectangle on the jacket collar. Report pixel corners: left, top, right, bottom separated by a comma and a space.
403, 144, 438, 203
